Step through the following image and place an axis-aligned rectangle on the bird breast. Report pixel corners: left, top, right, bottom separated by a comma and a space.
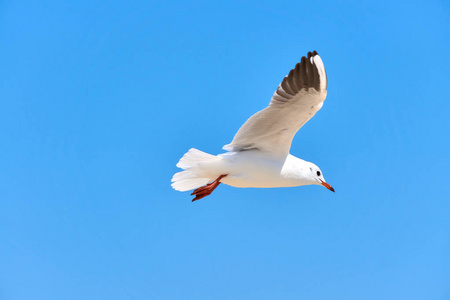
218, 151, 305, 188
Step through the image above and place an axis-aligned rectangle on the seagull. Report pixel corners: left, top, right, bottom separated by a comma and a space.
172, 51, 334, 201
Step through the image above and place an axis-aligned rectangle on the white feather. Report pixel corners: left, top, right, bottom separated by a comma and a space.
223, 53, 327, 155
171, 148, 222, 191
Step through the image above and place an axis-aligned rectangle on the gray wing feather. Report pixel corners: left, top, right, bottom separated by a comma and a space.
223, 51, 328, 155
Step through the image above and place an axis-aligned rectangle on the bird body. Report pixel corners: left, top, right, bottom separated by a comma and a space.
218, 151, 319, 189
172, 51, 334, 201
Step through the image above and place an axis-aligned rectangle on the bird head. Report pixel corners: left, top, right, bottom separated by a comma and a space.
308, 163, 334, 192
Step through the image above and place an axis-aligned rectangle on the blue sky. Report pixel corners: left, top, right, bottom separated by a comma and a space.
1, 0, 449, 299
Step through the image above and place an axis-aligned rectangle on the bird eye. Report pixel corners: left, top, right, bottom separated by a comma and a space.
316, 171, 321, 176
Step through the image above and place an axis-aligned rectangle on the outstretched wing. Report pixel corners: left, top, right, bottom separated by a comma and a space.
223, 51, 328, 155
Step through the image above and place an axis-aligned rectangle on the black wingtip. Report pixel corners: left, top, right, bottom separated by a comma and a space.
307, 50, 319, 58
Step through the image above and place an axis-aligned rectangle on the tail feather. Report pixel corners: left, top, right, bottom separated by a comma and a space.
171, 177, 211, 192
171, 148, 221, 192
176, 148, 218, 169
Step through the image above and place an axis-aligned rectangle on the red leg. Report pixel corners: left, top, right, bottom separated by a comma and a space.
191, 174, 227, 202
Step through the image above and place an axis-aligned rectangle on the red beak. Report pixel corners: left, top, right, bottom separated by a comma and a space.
320, 179, 335, 192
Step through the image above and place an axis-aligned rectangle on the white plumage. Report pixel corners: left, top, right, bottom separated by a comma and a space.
223, 54, 327, 155
172, 51, 334, 201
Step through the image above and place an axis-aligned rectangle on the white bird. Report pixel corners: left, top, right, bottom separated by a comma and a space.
172, 51, 334, 201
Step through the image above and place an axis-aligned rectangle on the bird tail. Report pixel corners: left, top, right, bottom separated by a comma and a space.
171, 148, 222, 192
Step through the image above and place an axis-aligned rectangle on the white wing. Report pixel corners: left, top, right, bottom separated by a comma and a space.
223, 51, 328, 155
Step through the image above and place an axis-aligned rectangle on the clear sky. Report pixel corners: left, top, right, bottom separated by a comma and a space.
1, 0, 449, 299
